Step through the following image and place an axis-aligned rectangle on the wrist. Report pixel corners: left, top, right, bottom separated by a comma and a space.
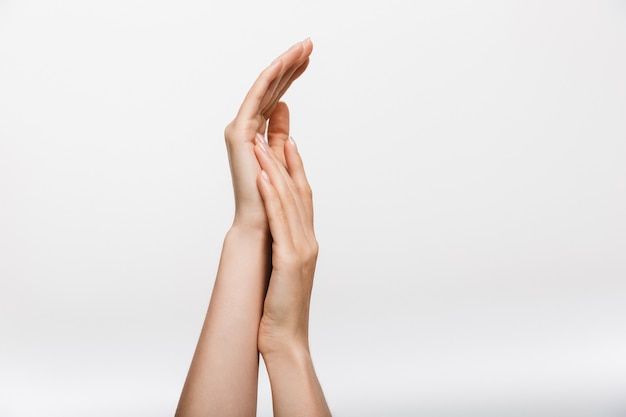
231, 209, 269, 235
227, 220, 270, 242
261, 339, 312, 371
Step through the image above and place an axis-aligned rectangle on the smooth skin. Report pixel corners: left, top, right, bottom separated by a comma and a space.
175, 39, 330, 417
255, 134, 331, 417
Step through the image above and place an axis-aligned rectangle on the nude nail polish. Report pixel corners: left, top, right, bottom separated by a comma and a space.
255, 133, 267, 144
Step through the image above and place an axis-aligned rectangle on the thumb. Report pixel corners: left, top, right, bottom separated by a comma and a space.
267, 102, 290, 165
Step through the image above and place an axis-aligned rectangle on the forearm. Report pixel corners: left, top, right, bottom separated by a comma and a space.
262, 345, 331, 417
176, 225, 270, 417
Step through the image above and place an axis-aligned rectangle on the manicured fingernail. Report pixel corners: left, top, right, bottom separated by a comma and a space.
288, 136, 297, 150
303, 37, 311, 44
261, 170, 270, 182
256, 134, 269, 153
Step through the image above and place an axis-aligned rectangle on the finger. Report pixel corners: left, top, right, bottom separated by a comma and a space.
235, 59, 282, 122
264, 39, 311, 113
284, 136, 314, 227
235, 40, 306, 121
267, 102, 290, 165
258, 39, 312, 117
263, 57, 310, 120
254, 135, 307, 244
257, 170, 294, 250
262, 39, 313, 115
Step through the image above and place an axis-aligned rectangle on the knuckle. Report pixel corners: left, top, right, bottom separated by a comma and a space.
223, 122, 234, 140
296, 240, 318, 263
307, 241, 319, 262
276, 249, 300, 271
224, 120, 257, 145
301, 183, 313, 199
310, 240, 319, 257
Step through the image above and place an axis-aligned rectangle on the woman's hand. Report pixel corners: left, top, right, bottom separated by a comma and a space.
225, 39, 313, 231
253, 131, 331, 417
253, 131, 318, 356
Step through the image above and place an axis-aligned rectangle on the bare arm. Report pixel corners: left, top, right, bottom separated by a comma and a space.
175, 39, 313, 417
175, 226, 268, 416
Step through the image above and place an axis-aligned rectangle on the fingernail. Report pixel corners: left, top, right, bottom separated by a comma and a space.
256, 134, 269, 153
303, 37, 311, 44
261, 170, 270, 182
255, 133, 267, 144
288, 136, 297, 150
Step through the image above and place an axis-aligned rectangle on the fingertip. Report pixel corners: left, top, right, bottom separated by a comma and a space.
270, 101, 290, 120
256, 169, 271, 197
288, 136, 297, 151
284, 135, 300, 157
303, 37, 314, 53
284, 135, 306, 176
256, 132, 267, 144
274, 101, 289, 112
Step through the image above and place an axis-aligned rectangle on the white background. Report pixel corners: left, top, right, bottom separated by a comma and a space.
1, 1, 626, 416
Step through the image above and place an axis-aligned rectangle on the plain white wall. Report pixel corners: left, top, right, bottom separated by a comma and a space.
1, 1, 625, 416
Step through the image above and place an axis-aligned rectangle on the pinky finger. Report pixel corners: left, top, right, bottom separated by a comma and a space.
257, 170, 293, 247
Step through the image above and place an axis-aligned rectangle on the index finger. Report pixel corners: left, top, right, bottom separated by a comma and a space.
235, 40, 311, 121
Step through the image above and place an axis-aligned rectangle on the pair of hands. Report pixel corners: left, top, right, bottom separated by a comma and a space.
175, 40, 328, 417
224, 39, 317, 357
